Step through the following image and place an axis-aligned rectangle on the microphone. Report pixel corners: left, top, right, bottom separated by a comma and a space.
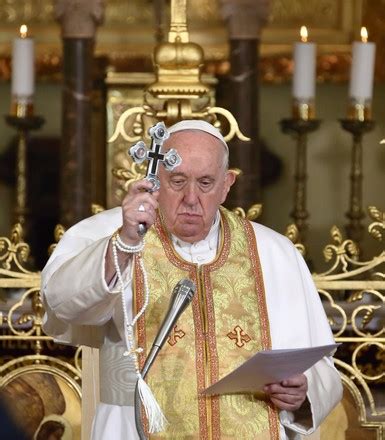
135, 278, 196, 439
142, 278, 196, 379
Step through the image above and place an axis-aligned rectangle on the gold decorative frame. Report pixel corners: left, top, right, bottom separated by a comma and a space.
0, 223, 82, 439
1, 208, 384, 438
286, 207, 385, 439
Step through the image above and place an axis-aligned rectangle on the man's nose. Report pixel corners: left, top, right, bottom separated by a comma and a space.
183, 182, 199, 205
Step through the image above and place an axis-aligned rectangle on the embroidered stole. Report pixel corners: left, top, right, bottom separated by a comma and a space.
133, 207, 279, 439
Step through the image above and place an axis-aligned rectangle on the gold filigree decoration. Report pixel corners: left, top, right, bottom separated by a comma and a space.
0, 223, 31, 273
230, 168, 242, 179
335, 359, 385, 419
108, 104, 250, 144
7, 289, 42, 338
108, 107, 147, 143
317, 289, 347, 337
352, 343, 385, 382
48, 224, 66, 256
349, 290, 384, 338
0, 221, 82, 434
368, 206, 385, 242
284, 223, 306, 256
108, 1, 249, 146
314, 227, 385, 281
319, 225, 360, 276
206, 107, 250, 142
232, 204, 262, 221
74, 346, 83, 374
91, 204, 106, 214
312, 208, 385, 429
112, 161, 147, 190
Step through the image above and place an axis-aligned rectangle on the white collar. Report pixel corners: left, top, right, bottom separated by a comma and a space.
171, 211, 220, 252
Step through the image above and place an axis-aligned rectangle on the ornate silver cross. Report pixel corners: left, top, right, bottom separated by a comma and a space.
129, 122, 181, 193
129, 121, 181, 235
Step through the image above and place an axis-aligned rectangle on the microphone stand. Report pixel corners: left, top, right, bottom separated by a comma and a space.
134, 279, 196, 439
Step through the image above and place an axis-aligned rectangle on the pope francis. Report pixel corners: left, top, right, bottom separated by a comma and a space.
41, 120, 342, 440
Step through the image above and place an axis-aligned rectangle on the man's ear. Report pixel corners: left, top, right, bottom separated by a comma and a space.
226, 170, 237, 188
221, 170, 237, 202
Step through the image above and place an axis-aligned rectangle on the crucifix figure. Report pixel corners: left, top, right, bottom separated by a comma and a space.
129, 121, 182, 235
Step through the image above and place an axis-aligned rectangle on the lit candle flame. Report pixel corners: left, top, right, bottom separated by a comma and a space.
361, 26, 368, 43
300, 26, 308, 43
20, 24, 28, 38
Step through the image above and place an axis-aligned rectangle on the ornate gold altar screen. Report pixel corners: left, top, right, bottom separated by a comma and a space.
0, 213, 384, 439
0, 225, 82, 439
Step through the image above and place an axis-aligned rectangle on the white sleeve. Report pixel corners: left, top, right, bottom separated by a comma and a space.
42, 233, 132, 327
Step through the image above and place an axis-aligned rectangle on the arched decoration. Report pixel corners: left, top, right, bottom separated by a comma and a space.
0, 360, 81, 440
0, 223, 82, 439
313, 207, 385, 438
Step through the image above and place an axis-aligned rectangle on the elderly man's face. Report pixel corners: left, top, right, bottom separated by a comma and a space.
158, 130, 235, 243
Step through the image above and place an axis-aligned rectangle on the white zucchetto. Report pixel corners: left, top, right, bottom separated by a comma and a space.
167, 120, 229, 153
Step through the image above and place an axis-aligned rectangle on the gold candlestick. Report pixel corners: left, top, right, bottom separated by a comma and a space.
10, 96, 34, 118
347, 98, 372, 122
280, 117, 321, 242
340, 118, 375, 245
5, 115, 45, 225
292, 99, 316, 121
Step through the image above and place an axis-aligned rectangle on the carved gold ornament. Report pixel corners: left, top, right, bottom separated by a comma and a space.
368, 206, 385, 242
285, 223, 306, 256
0, 223, 81, 438
232, 204, 262, 221
312, 206, 385, 430
48, 224, 66, 256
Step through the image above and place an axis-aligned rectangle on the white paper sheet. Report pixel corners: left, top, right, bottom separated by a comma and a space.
203, 343, 339, 395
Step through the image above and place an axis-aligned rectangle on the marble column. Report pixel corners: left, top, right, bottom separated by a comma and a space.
54, 0, 104, 227
219, 0, 271, 209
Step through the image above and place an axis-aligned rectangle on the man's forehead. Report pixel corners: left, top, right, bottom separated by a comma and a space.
168, 169, 216, 177
160, 144, 224, 177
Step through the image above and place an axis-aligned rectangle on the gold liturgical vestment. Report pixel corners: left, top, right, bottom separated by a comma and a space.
134, 208, 279, 439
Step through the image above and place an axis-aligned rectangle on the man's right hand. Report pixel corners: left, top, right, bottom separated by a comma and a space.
105, 179, 159, 285
120, 178, 160, 245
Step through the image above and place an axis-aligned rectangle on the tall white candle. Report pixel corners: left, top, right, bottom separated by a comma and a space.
349, 27, 376, 102
11, 25, 35, 98
293, 26, 316, 101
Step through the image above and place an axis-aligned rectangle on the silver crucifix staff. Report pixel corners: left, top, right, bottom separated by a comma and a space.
129, 121, 182, 235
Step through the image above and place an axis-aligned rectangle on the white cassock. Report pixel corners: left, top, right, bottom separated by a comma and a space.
41, 207, 342, 440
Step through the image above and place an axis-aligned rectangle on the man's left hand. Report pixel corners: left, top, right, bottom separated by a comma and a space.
263, 373, 308, 411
